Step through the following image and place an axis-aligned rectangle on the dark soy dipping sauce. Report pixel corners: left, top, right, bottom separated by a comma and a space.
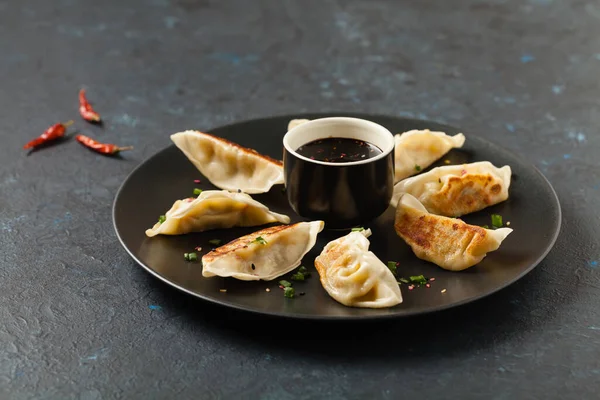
296, 137, 382, 163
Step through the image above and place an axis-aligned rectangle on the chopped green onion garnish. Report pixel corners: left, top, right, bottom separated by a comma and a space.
409, 275, 428, 285
158, 215, 166, 224
415, 165, 421, 172
251, 236, 268, 245
284, 286, 295, 298
193, 188, 203, 196
387, 261, 398, 276
208, 239, 222, 246
290, 272, 305, 281
482, 225, 489, 229
398, 278, 410, 284
298, 266, 308, 275
187, 252, 198, 261
279, 280, 292, 287
351, 227, 365, 232
491, 214, 503, 228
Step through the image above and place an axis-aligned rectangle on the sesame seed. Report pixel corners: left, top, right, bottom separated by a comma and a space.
265, 288, 271, 292
441, 289, 447, 293
429, 277, 435, 281
506, 221, 511, 226
444, 159, 451, 164
219, 289, 227, 293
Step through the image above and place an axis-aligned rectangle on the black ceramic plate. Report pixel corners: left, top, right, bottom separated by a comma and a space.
113, 113, 561, 320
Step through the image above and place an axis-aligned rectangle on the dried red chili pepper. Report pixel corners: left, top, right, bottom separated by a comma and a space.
23, 120, 74, 150
75, 134, 133, 155
78, 89, 101, 123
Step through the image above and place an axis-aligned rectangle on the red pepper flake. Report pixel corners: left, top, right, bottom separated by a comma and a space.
23, 120, 74, 150
310, 156, 315, 160
279, 285, 284, 289
460, 169, 467, 176
426, 283, 431, 288
185, 198, 194, 203
75, 134, 133, 155
78, 89, 101, 123
408, 285, 414, 291
194, 246, 202, 251
193, 179, 201, 184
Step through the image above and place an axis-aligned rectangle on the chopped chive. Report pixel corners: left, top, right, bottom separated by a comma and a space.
290, 272, 305, 281
251, 236, 268, 245
398, 278, 410, 284
158, 215, 166, 224
491, 214, 503, 228
351, 227, 365, 232
208, 239, 222, 246
183, 253, 189, 260
279, 280, 292, 288
387, 261, 398, 276
415, 165, 421, 172
193, 188, 203, 197
409, 275, 428, 285
298, 266, 308, 275
184, 252, 198, 262
284, 286, 295, 298
482, 225, 489, 229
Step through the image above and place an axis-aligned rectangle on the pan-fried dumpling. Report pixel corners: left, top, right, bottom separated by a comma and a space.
202, 221, 324, 281
314, 229, 403, 308
145, 190, 290, 237
394, 129, 465, 182
394, 194, 512, 271
391, 161, 512, 216
171, 130, 284, 194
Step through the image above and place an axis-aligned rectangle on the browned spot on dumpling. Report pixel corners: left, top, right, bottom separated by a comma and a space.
423, 173, 507, 217
395, 212, 432, 249
203, 223, 294, 263
201, 132, 283, 166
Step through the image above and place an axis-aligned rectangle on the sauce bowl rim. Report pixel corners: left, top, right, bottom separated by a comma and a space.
282, 117, 395, 167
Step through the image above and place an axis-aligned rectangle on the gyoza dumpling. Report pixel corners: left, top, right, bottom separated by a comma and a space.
394, 194, 512, 271
145, 190, 290, 237
171, 130, 284, 194
202, 221, 324, 281
391, 161, 512, 216
314, 229, 403, 308
394, 129, 465, 182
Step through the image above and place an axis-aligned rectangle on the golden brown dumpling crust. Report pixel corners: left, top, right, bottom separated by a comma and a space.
426, 174, 504, 217
203, 224, 293, 263
393, 194, 512, 271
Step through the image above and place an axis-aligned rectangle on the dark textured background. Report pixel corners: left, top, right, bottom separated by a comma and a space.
1, 0, 599, 398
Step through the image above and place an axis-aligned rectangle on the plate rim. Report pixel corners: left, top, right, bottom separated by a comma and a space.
112, 112, 562, 321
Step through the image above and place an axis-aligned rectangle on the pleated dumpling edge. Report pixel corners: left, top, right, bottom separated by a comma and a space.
170, 130, 284, 194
